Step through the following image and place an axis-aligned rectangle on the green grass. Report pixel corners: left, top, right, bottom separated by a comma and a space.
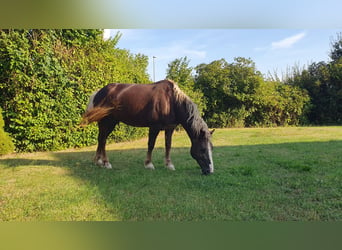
0, 127, 341, 221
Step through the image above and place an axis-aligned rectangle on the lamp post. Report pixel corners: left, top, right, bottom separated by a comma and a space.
153, 56, 156, 82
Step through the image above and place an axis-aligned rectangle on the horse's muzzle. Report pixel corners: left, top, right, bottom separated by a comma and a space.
202, 169, 212, 175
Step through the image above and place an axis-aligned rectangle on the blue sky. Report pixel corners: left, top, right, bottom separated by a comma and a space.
105, 29, 341, 81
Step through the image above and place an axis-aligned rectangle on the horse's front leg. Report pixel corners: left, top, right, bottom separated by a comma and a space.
95, 118, 117, 169
144, 127, 160, 170
165, 128, 175, 170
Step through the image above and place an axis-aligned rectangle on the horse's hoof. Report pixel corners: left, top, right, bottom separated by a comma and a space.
104, 162, 112, 169
166, 163, 175, 171
95, 159, 112, 169
145, 162, 155, 170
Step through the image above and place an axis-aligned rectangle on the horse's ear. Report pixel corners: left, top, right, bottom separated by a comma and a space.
210, 129, 215, 135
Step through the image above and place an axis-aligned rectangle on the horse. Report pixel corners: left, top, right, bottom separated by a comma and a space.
82, 79, 214, 175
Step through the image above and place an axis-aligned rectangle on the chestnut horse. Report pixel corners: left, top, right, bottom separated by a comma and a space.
82, 80, 214, 175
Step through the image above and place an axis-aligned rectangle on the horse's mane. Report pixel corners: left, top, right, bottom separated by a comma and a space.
168, 79, 209, 136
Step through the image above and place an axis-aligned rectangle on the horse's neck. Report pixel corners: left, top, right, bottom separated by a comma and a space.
181, 119, 197, 141
178, 108, 201, 142
176, 97, 206, 141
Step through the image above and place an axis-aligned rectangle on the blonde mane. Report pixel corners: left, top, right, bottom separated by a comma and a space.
168, 80, 209, 136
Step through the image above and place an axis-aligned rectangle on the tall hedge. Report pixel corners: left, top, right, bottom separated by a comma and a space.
0, 29, 150, 152
0, 107, 14, 155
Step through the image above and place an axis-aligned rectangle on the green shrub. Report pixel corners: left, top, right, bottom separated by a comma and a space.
0, 29, 150, 152
0, 108, 15, 155
195, 58, 310, 127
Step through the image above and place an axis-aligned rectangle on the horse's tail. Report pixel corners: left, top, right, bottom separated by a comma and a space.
81, 106, 114, 125
80, 90, 115, 126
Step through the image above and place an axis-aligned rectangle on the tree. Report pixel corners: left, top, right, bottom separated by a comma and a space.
195, 57, 309, 127
195, 59, 233, 126
330, 32, 342, 62
195, 58, 264, 127
166, 57, 206, 114
285, 33, 342, 124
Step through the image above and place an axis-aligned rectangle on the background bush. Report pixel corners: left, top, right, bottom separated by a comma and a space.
193, 57, 310, 127
0, 29, 150, 152
0, 107, 15, 155
284, 33, 342, 125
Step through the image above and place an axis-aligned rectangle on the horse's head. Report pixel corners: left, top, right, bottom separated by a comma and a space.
190, 129, 215, 175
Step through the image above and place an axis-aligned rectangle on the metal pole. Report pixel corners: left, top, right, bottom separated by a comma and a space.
153, 56, 156, 82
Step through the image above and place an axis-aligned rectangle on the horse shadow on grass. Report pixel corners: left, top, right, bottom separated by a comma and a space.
0, 140, 341, 221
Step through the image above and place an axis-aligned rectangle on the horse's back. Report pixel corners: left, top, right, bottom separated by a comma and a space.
95, 81, 176, 127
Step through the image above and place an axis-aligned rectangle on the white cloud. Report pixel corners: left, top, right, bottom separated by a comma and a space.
271, 32, 306, 49
184, 49, 207, 59
139, 43, 207, 61
164, 45, 207, 60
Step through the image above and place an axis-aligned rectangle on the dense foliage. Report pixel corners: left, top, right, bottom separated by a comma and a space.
0, 29, 150, 152
167, 57, 309, 128
0, 107, 14, 155
284, 33, 342, 125
166, 56, 206, 114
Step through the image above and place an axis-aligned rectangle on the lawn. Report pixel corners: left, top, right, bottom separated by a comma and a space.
0, 127, 341, 221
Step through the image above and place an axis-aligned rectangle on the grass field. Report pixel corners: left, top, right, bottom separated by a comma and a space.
0, 127, 341, 221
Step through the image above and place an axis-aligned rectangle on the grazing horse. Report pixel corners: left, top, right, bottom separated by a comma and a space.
82, 79, 214, 175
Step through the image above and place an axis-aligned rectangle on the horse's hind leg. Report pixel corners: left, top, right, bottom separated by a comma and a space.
95, 117, 117, 169
144, 127, 160, 170
165, 128, 175, 171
